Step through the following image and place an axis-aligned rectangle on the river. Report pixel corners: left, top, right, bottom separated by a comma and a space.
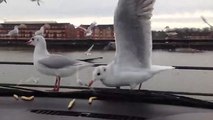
0, 47, 213, 96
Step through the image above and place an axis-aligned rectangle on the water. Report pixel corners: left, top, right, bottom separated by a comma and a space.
0, 47, 213, 96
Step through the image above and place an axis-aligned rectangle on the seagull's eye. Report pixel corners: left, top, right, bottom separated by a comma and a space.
97, 72, 101, 76
31, 38, 34, 41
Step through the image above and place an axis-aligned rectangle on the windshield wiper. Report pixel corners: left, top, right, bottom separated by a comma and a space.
1, 61, 213, 71
0, 83, 213, 109
0, 61, 33, 65
174, 66, 213, 70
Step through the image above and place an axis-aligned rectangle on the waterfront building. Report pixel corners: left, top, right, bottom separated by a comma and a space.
0, 21, 212, 41
0, 21, 76, 40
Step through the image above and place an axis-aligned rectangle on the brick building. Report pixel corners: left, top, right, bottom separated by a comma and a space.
0, 21, 212, 41
0, 21, 114, 40
0, 21, 77, 40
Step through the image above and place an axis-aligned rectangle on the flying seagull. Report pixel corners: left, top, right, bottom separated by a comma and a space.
201, 16, 213, 31
89, 0, 174, 89
35, 24, 50, 36
77, 21, 97, 37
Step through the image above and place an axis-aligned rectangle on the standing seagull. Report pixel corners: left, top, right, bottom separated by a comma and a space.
0, 0, 7, 4
77, 21, 97, 37
89, 0, 174, 89
27, 35, 97, 91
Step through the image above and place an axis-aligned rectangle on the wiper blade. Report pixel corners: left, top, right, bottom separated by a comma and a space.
0, 83, 91, 98
174, 66, 213, 71
2, 61, 213, 71
0, 61, 33, 65
0, 84, 46, 97
0, 83, 213, 109
151, 90, 213, 97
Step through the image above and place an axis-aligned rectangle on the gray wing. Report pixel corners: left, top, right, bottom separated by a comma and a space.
38, 55, 78, 69
114, 0, 155, 68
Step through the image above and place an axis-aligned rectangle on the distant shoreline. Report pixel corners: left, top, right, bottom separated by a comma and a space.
0, 38, 213, 50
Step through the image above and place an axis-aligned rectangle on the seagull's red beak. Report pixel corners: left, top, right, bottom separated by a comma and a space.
88, 80, 94, 87
26, 40, 33, 45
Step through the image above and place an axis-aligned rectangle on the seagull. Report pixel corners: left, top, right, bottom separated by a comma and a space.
0, 0, 7, 4
27, 35, 98, 91
84, 44, 94, 56
77, 21, 97, 37
35, 24, 50, 36
89, 0, 174, 89
31, 0, 42, 6
7, 24, 27, 37
201, 16, 213, 31
7, 25, 19, 37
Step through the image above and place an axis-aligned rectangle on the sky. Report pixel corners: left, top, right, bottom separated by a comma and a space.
0, 0, 212, 30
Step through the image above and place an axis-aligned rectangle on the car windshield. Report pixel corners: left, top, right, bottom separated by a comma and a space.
0, 0, 212, 103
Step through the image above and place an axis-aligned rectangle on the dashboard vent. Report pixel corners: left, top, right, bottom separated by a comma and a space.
31, 109, 145, 120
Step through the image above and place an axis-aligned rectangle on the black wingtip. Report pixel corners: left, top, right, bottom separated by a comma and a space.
79, 57, 103, 63
92, 63, 107, 67
174, 66, 213, 71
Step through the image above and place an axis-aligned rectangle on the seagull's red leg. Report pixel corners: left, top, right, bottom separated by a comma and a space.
53, 76, 59, 91
56, 76, 61, 92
